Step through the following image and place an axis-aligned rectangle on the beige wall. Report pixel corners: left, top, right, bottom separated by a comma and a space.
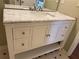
45, 0, 59, 11
0, 0, 7, 46
4, 0, 9, 4
58, 0, 79, 51
58, 0, 79, 17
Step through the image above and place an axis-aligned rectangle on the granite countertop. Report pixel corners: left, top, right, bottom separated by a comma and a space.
3, 5, 75, 23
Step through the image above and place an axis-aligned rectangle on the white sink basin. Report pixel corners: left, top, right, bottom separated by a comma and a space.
28, 11, 56, 18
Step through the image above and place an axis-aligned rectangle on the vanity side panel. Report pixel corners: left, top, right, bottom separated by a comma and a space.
60, 20, 76, 48
4, 24, 15, 59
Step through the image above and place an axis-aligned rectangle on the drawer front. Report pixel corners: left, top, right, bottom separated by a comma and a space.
13, 27, 31, 39
14, 39, 29, 54
13, 27, 31, 54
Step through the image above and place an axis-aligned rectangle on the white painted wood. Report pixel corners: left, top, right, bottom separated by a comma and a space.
31, 23, 49, 49
15, 43, 61, 59
45, 21, 75, 45
61, 21, 76, 48
4, 24, 15, 59
13, 27, 31, 54
45, 21, 67, 45
67, 31, 79, 56
56, 21, 74, 42
13, 26, 31, 39
4, 21, 75, 59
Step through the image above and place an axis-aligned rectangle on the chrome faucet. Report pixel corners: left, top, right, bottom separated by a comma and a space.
29, 5, 42, 11
29, 3, 37, 11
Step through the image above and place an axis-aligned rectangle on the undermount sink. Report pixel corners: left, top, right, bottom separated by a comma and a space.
45, 13, 56, 17
29, 11, 56, 18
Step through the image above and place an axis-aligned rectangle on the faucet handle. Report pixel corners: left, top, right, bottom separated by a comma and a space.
29, 7, 34, 11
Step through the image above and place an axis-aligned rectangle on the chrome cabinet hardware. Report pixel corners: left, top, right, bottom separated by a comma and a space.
46, 34, 50, 37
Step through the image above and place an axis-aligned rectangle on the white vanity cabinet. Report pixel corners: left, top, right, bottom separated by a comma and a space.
4, 21, 75, 59
3, 9, 76, 59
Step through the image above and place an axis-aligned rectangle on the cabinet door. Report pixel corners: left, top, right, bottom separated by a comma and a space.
45, 21, 63, 44
13, 27, 31, 54
45, 21, 75, 45
56, 21, 75, 42
32, 24, 49, 49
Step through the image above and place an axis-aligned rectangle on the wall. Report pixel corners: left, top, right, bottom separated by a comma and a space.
3, 0, 9, 4
58, 0, 79, 17
0, 0, 7, 46
58, 0, 79, 51
4, 0, 59, 11
45, 0, 59, 11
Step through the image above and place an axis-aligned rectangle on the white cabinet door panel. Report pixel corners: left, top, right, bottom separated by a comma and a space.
32, 25, 48, 49
45, 21, 65, 44
56, 21, 74, 42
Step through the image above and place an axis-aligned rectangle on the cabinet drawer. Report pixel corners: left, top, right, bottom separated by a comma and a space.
13, 27, 31, 54
14, 38, 30, 54
13, 27, 31, 39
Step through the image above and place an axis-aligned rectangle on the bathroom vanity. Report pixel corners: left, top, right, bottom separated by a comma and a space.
3, 6, 75, 59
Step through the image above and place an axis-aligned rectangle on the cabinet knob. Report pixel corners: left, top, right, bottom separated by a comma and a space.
46, 34, 50, 37
61, 34, 64, 37
65, 26, 68, 29
22, 32, 25, 35
21, 43, 24, 46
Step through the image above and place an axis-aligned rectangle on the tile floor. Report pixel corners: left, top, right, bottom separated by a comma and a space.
0, 45, 9, 59
33, 50, 69, 59
0, 45, 69, 59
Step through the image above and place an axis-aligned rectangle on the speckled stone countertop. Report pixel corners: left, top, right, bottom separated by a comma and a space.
3, 4, 75, 23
